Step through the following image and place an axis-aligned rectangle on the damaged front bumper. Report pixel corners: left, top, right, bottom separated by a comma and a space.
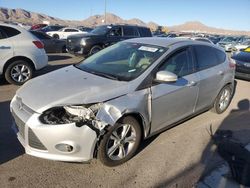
10, 97, 99, 162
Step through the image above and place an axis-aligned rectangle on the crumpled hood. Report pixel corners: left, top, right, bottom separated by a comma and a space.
16, 66, 130, 113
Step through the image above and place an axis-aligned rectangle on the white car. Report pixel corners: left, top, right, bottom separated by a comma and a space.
0, 23, 48, 85
47, 28, 86, 40
234, 40, 250, 51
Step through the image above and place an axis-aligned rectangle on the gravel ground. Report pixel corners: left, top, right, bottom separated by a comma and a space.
0, 53, 249, 188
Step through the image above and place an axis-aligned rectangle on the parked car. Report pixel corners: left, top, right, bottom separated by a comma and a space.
47, 27, 86, 40
11, 38, 235, 166
30, 24, 48, 31
217, 36, 238, 51
66, 24, 152, 57
76, 26, 93, 33
38, 25, 65, 33
208, 36, 222, 44
232, 49, 250, 80
233, 40, 250, 51
0, 23, 48, 85
30, 31, 66, 53
218, 36, 248, 52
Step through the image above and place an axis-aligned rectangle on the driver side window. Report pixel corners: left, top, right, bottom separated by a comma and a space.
109, 27, 122, 36
159, 48, 194, 77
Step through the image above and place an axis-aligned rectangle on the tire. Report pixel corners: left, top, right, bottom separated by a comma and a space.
89, 45, 102, 56
53, 34, 59, 39
212, 85, 232, 114
4, 60, 33, 85
98, 116, 142, 166
61, 45, 67, 53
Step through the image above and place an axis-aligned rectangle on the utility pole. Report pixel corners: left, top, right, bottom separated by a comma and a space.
104, 0, 107, 24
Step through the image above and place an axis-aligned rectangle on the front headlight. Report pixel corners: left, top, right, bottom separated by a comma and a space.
39, 104, 102, 125
80, 38, 88, 46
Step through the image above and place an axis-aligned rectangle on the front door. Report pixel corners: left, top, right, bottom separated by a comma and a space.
150, 47, 199, 133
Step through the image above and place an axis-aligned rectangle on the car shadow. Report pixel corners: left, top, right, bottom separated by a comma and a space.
48, 54, 72, 61
0, 101, 24, 164
136, 134, 159, 155
197, 99, 250, 187
154, 99, 250, 187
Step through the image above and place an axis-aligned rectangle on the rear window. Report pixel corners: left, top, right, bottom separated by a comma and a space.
0, 26, 20, 38
30, 31, 51, 39
138, 27, 152, 37
123, 27, 139, 37
194, 45, 221, 70
65, 29, 78, 32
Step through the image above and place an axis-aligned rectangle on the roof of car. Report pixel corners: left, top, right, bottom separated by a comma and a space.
125, 37, 194, 47
126, 37, 222, 50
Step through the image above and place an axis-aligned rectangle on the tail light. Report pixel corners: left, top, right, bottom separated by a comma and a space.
33, 41, 44, 49
229, 57, 236, 68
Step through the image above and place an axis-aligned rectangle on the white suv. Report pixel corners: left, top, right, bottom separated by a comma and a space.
0, 23, 48, 85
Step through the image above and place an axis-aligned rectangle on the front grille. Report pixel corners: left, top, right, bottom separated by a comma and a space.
28, 128, 47, 150
12, 111, 25, 139
67, 38, 81, 50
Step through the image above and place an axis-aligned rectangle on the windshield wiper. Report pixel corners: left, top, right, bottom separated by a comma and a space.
89, 71, 121, 81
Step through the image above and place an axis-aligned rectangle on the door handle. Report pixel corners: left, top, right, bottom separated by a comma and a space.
218, 71, 224, 76
0, 46, 11, 49
187, 81, 197, 87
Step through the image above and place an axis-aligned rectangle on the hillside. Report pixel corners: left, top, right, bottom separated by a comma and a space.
1, 7, 250, 35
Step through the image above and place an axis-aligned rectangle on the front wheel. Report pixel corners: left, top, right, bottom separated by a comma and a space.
4, 60, 33, 85
89, 45, 102, 56
98, 116, 142, 166
212, 85, 232, 114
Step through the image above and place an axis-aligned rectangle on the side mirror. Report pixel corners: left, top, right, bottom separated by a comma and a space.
155, 70, 178, 83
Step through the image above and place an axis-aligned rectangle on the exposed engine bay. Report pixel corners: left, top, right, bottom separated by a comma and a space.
39, 103, 107, 131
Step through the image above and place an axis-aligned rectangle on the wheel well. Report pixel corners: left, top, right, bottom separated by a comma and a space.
91, 44, 104, 49
93, 112, 145, 159
119, 113, 145, 140
3, 56, 35, 73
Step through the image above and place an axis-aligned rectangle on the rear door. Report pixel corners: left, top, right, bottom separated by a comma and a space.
0, 26, 15, 74
193, 45, 227, 112
150, 47, 199, 133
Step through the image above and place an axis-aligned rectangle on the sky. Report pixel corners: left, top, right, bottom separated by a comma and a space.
1, 0, 250, 31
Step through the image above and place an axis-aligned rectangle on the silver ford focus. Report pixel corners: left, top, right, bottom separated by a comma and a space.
10, 38, 235, 166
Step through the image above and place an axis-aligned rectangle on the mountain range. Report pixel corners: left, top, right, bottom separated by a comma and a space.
1, 7, 249, 35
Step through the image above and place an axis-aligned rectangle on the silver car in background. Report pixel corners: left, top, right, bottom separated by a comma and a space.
10, 38, 235, 166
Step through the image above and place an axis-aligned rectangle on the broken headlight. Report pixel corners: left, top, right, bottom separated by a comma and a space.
39, 104, 102, 125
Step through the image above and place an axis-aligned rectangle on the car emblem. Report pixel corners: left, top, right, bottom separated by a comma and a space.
68, 39, 71, 42
244, 63, 250, 68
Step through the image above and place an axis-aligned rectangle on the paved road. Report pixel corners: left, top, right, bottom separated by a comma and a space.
0, 54, 249, 188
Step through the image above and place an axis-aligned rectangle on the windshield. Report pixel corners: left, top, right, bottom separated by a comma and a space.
221, 37, 237, 42
242, 40, 250, 45
76, 42, 167, 81
90, 25, 111, 35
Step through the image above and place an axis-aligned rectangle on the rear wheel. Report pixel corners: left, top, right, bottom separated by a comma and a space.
4, 60, 33, 85
61, 45, 67, 53
212, 85, 232, 114
98, 116, 142, 166
89, 45, 102, 56
53, 34, 59, 39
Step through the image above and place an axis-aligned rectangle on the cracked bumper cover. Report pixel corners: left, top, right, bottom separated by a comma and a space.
11, 99, 98, 162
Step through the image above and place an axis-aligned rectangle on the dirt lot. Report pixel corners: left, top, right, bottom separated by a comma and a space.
0, 53, 249, 188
